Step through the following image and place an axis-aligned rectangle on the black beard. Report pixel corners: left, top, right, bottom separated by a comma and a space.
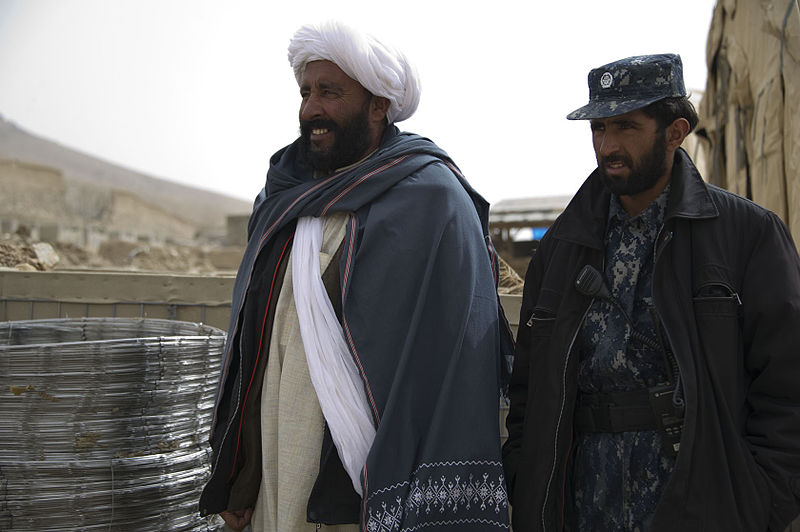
299, 102, 371, 173
599, 129, 668, 196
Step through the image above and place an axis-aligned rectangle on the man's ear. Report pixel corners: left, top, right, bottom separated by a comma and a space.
370, 96, 390, 123
666, 118, 691, 151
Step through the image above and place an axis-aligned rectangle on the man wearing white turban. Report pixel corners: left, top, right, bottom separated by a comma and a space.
288, 21, 420, 125
200, 21, 513, 532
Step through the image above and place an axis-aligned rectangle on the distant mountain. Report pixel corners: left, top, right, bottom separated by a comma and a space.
0, 115, 251, 233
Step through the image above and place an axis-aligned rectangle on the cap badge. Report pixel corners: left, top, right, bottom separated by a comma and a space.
600, 72, 613, 89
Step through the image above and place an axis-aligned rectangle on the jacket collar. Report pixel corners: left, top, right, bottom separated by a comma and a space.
662, 148, 719, 221
552, 148, 719, 250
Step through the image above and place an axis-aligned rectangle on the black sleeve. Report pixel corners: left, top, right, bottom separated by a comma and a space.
502, 243, 543, 503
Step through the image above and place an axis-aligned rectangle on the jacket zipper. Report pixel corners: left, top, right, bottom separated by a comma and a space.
653, 227, 672, 268
652, 228, 687, 428
541, 301, 593, 532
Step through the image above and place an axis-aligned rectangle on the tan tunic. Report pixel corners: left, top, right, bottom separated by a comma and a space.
250, 213, 359, 532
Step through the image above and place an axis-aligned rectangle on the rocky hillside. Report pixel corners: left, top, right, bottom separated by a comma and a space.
0, 116, 251, 236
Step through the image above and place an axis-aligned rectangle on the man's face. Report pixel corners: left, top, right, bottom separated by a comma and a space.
590, 109, 668, 197
298, 60, 375, 173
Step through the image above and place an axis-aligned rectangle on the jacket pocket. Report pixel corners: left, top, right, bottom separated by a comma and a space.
528, 311, 556, 337
526, 287, 561, 336
693, 284, 741, 329
693, 283, 746, 418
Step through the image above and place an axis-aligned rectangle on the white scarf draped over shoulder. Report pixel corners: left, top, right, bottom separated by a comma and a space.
291, 216, 376, 496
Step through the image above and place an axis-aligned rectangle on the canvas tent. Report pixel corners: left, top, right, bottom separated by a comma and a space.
697, 0, 800, 244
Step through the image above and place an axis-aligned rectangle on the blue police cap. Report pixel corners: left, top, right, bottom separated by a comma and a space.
567, 53, 687, 120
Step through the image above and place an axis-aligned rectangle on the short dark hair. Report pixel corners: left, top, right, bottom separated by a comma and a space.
641, 96, 699, 132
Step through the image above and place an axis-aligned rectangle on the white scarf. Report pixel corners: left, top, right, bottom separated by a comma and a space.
291, 216, 376, 496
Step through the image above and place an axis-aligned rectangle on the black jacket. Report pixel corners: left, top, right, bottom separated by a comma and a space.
503, 149, 800, 531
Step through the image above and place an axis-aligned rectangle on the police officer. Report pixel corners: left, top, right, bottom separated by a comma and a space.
502, 54, 800, 531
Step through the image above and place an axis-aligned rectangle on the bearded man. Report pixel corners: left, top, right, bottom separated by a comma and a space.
502, 54, 800, 531
199, 21, 513, 532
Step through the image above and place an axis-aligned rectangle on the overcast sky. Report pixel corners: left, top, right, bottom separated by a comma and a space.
0, 0, 717, 205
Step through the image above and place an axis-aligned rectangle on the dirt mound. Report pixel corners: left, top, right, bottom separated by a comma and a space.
1, 232, 242, 274
52, 242, 94, 268
0, 240, 37, 270
2, 232, 523, 295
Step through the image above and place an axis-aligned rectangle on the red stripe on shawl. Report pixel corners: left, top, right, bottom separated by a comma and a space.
217, 155, 406, 465
320, 155, 411, 216
341, 214, 381, 423
227, 233, 294, 482
361, 464, 370, 526
259, 177, 332, 246
444, 161, 462, 177
211, 174, 337, 429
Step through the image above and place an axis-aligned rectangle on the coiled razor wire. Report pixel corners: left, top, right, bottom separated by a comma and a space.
0, 318, 226, 531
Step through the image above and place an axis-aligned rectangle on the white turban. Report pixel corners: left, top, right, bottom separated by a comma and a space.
288, 21, 420, 124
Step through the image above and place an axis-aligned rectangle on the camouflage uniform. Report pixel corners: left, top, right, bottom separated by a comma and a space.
573, 186, 675, 531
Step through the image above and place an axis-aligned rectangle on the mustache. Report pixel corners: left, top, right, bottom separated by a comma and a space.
300, 119, 338, 137
601, 155, 632, 167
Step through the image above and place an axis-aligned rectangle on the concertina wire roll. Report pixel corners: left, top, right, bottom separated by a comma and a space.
0, 318, 225, 531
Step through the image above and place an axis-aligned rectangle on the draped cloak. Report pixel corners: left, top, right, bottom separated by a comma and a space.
199, 126, 514, 531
